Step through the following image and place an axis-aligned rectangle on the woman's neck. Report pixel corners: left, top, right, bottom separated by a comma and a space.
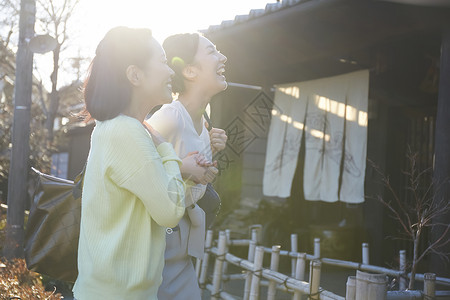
178, 89, 210, 126
124, 94, 155, 123
123, 105, 147, 122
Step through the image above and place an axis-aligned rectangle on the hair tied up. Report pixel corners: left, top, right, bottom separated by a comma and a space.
171, 56, 185, 70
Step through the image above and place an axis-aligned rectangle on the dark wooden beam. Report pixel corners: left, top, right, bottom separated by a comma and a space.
431, 27, 450, 277
380, 0, 450, 7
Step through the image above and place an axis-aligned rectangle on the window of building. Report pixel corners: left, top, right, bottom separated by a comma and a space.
51, 152, 69, 179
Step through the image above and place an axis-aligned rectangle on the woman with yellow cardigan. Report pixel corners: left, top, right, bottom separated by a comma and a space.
73, 27, 206, 300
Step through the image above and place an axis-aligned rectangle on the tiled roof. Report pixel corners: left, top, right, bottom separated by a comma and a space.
201, 0, 450, 34
201, 0, 305, 33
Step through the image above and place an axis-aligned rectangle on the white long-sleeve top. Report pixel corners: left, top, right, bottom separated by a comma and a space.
148, 100, 212, 207
148, 100, 211, 258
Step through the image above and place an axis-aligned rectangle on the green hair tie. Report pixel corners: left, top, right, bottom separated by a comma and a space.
171, 56, 185, 69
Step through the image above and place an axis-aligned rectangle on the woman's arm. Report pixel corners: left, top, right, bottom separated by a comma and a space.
109, 121, 186, 228
146, 111, 217, 185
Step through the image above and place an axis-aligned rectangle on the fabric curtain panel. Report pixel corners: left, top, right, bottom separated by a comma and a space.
263, 70, 369, 203
339, 70, 369, 203
263, 84, 307, 198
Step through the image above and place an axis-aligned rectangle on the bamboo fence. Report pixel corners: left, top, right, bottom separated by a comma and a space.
196, 225, 450, 300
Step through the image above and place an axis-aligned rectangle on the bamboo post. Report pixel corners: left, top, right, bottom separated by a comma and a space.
249, 224, 262, 244
346, 276, 356, 300
309, 260, 322, 300
293, 253, 307, 300
223, 229, 231, 275
356, 270, 387, 300
314, 238, 321, 259
291, 234, 298, 277
211, 231, 227, 300
249, 246, 265, 300
225, 229, 231, 243
195, 258, 202, 279
267, 245, 281, 300
199, 230, 214, 287
423, 273, 436, 299
362, 243, 369, 265
399, 250, 407, 291
356, 270, 368, 300
251, 228, 259, 244
244, 240, 257, 300
296, 252, 306, 281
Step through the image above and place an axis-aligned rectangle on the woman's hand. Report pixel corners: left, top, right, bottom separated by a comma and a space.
143, 121, 166, 147
196, 154, 217, 168
204, 166, 219, 183
206, 123, 227, 153
181, 152, 218, 184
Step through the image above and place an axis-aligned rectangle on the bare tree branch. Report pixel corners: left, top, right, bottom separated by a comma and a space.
377, 194, 412, 236
429, 248, 450, 261
370, 150, 450, 289
417, 225, 450, 263
33, 80, 48, 116
32, 0, 81, 144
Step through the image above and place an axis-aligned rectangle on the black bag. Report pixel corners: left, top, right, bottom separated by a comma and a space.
196, 112, 222, 229
196, 183, 221, 229
24, 167, 84, 283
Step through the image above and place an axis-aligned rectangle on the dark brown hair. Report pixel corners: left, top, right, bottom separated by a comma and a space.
162, 33, 200, 94
83, 26, 154, 121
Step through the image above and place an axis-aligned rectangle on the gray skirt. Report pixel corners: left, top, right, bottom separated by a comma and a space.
157, 215, 201, 300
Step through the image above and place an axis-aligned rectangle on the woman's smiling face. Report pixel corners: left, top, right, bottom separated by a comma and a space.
140, 37, 175, 104
191, 36, 228, 94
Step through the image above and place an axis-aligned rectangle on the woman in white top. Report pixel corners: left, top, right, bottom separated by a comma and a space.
146, 33, 228, 300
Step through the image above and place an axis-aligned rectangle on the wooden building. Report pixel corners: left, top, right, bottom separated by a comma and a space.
203, 0, 450, 276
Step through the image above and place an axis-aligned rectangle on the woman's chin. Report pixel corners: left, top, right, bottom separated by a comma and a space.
222, 81, 228, 90
215, 79, 228, 92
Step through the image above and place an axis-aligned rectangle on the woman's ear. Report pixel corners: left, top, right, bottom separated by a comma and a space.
182, 65, 198, 82
126, 65, 141, 86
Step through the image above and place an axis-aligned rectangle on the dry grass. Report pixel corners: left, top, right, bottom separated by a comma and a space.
0, 208, 62, 300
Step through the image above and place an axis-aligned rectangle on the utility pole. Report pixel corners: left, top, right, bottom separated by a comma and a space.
4, 0, 36, 259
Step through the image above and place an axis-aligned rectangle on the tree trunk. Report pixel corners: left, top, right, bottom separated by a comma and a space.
45, 43, 61, 145
431, 26, 450, 278
408, 235, 420, 290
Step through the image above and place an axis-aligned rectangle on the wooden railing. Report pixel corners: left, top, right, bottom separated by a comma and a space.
196, 226, 450, 299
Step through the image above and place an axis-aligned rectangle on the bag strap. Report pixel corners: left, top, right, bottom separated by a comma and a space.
73, 163, 86, 198
203, 111, 212, 132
